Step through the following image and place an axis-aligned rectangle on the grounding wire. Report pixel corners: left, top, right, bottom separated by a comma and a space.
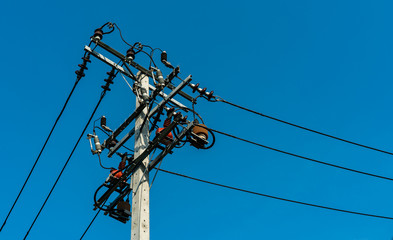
157, 168, 393, 220
215, 97, 393, 156
23, 75, 114, 239
0, 45, 97, 232
207, 127, 393, 182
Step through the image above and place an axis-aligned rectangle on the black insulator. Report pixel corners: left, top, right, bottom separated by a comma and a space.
101, 116, 107, 127
107, 70, 116, 78
101, 85, 111, 91
198, 87, 207, 95
93, 28, 104, 41
190, 83, 199, 93
78, 64, 88, 70
166, 107, 175, 117
161, 51, 168, 62
104, 78, 114, 84
206, 91, 214, 99
75, 70, 85, 78
126, 48, 135, 61
82, 55, 91, 63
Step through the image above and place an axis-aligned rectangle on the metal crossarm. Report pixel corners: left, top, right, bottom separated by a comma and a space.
107, 76, 192, 157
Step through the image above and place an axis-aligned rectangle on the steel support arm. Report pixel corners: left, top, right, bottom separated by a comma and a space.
107, 76, 192, 157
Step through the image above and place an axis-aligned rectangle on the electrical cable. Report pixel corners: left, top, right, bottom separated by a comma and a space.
207, 127, 393, 182
157, 168, 393, 221
79, 198, 108, 240
214, 97, 393, 156
98, 154, 112, 170
23, 87, 111, 239
0, 49, 95, 232
113, 23, 158, 67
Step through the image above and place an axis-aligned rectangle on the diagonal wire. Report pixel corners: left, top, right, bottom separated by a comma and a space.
0, 64, 89, 232
207, 127, 393, 182
216, 98, 393, 156
23, 90, 108, 239
157, 168, 393, 220
79, 198, 108, 240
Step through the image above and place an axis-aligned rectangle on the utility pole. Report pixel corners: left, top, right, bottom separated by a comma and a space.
83, 23, 215, 239
131, 73, 150, 240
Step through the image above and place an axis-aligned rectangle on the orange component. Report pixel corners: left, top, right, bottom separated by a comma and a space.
110, 169, 123, 179
156, 117, 173, 145
156, 128, 173, 145
192, 124, 208, 140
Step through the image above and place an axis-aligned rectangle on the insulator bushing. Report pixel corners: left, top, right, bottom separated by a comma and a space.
75, 70, 85, 78
192, 124, 208, 140
101, 85, 111, 91
190, 83, 199, 93
161, 51, 168, 62
101, 116, 107, 127
166, 107, 175, 117
107, 70, 116, 78
206, 91, 214, 99
78, 64, 88, 70
82, 55, 91, 63
198, 87, 207, 95
93, 28, 104, 41
104, 78, 114, 84
126, 48, 135, 61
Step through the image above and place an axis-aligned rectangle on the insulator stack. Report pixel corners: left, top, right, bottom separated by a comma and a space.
75, 55, 91, 80
101, 68, 116, 91
189, 83, 215, 100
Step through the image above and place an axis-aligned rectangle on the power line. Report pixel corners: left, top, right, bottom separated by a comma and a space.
79, 198, 108, 240
0, 52, 93, 232
207, 127, 393, 182
157, 168, 393, 221
80, 209, 101, 240
215, 97, 393, 156
23, 89, 108, 239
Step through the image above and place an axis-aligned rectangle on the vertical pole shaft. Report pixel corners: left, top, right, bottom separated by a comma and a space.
131, 73, 150, 240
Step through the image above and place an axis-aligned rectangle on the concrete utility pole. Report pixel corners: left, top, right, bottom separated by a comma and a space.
131, 73, 150, 240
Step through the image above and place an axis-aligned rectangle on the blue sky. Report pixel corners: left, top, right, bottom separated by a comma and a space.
2, 0, 393, 239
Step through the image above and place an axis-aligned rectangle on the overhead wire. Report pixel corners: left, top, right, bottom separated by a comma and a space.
157, 168, 393, 220
0, 44, 97, 232
207, 127, 393, 182
214, 97, 393, 156
22, 67, 118, 239
79, 199, 108, 240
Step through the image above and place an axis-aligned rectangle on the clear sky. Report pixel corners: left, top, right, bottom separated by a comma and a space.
2, 0, 393, 239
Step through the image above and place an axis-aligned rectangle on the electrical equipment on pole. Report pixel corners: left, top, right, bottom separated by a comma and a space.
81, 22, 217, 239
